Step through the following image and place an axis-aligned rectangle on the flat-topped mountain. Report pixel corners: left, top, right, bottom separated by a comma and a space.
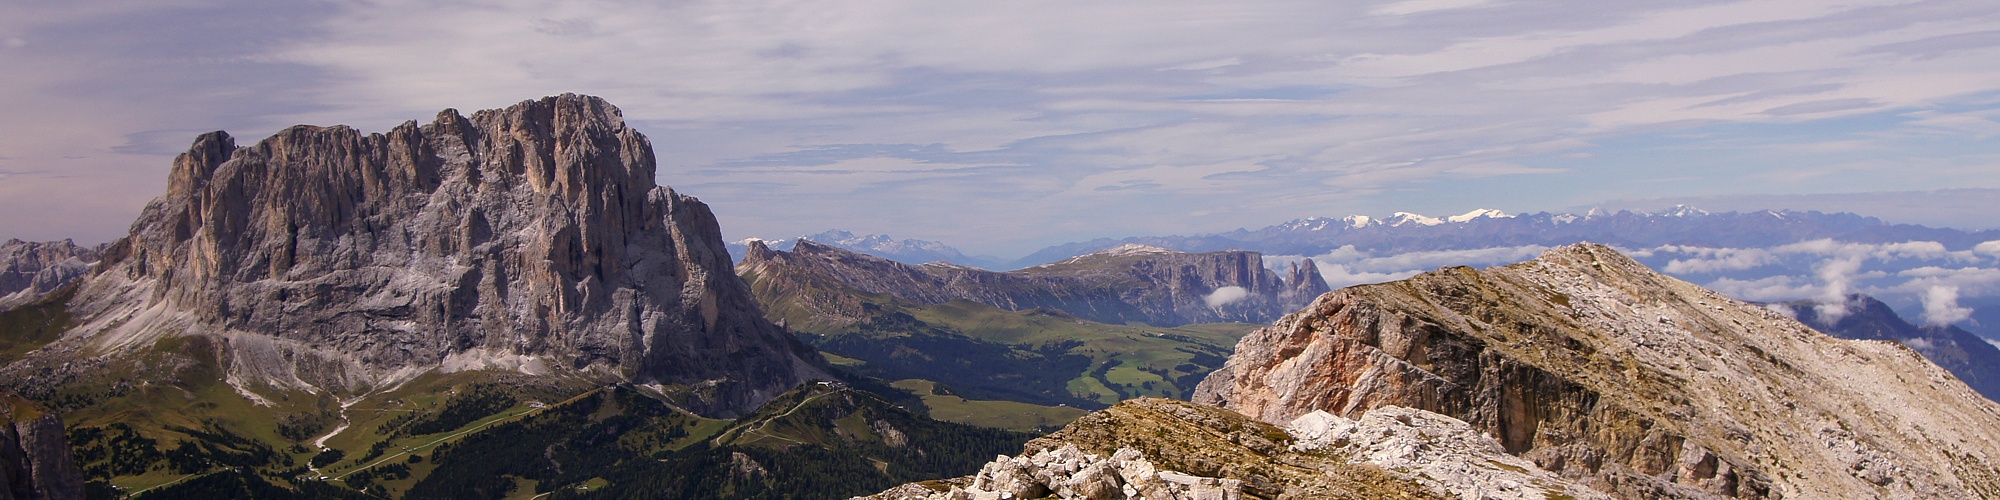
2, 94, 829, 417
1195, 243, 2000, 498
739, 240, 1327, 327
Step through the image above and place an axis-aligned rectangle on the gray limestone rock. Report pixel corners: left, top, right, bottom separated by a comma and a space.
5, 94, 830, 417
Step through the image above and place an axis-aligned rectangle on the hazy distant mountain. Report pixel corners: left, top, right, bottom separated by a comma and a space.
1014, 206, 1995, 266
1011, 206, 2000, 342
730, 230, 1004, 269
741, 240, 1329, 327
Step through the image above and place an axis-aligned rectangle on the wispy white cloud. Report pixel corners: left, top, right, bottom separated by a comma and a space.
1923, 285, 1975, 325
1204, 286, 1251, 307
5, 1, 2000, 255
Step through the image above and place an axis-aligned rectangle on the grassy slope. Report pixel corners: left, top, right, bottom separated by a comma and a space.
31, 324, 605, 498
773, 288, 1254, 407
407, 383, 1030, 500
888, 379, 1088, 432
746, 257, 1258, 430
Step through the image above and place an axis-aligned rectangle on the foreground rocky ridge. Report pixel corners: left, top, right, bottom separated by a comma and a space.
1779, 294, 2000, 402
2, 94, 829, 417
740, 240, 1328, 327
864, 398, 1607, 500
1195, 243, 2000, 498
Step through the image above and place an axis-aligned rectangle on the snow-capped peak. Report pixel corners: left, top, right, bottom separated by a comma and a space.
1660, 204, 1709, 217
1384, 212, 1444, 227
1094, 243, 1176, 257
1343, 215, 1374, 228
736, 236, 789, 247
1446, 209, 1511, 223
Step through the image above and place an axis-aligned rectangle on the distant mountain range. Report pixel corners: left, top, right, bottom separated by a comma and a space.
1013, 206, 1997, 266
729, 230, 1006, 269
741, 239, 1328, 327
753, 207, 2000, 342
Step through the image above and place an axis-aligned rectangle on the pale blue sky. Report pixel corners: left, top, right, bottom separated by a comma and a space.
4, 0, 1999, 257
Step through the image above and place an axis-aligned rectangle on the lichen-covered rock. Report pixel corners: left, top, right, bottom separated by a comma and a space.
1289, 406, 1611, 500
1195, 243, 2000, 498
2, 94, 830, 417
860, 398, 1448, 500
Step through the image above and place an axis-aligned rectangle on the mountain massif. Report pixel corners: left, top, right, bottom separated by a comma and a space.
1, 94, 829, 418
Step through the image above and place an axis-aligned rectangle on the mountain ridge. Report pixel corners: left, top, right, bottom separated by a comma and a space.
1194, 243, 2000, 498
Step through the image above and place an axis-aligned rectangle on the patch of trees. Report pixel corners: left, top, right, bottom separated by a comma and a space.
807, 320, 1099, 408
377, 384, 518, 438
68, 423, 163, 479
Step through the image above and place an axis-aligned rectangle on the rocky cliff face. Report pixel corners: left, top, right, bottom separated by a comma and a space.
0, 240, 100, 310
5, 94, 828, 417
0, 393, 82, 500
738, 241, 1327, 327
1195, 243, 2000, 498
1777, 294, 2000, 403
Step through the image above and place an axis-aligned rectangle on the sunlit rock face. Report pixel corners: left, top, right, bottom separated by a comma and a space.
1196, 243, 2000, 498
11, 94, 828, 417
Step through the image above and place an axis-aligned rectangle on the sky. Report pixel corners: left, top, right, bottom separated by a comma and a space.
5, 0, 2000, 258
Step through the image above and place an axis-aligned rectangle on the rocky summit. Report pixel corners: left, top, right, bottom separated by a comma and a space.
2, 94, 828, 417
1195, 243, 2000, 498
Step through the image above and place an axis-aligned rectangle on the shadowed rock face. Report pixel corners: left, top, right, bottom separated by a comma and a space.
10, 94, 828, 417
0, 393, 82, 500
1195, 243, 2000, 499
738, 241, 1329, 327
